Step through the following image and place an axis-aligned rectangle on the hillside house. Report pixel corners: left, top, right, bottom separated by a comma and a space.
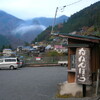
3, 49, 13, 57
54, 45, 67, 53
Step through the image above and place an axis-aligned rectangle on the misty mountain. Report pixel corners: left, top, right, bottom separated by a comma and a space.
16, 15, 68, 42
0, 10, 24, 35
12, 22, 46, 43
28, 15, 68, 27
33, 1, 100, 42
0, 10, 25, 49
0, 10, 46, 47
0, 10, 68, 49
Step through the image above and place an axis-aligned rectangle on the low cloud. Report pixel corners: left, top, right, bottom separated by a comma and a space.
12, 24, 46, 35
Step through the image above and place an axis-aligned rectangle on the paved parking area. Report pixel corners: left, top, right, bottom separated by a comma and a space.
0, 67, 67, 100
0, 67, 98, 100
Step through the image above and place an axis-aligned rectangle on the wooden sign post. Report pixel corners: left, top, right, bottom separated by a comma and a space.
96, 69, 100, 96
76, 48, 92, 97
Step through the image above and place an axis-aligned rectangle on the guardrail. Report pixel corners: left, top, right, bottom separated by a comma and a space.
24, 56, 68, 64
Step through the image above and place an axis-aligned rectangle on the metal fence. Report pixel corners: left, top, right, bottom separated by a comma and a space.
24, 56, 68, 64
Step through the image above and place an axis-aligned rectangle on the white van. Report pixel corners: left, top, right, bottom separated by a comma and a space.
0, 57, 20, 70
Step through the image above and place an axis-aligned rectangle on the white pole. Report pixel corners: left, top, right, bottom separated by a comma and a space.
51, 7, 58, 34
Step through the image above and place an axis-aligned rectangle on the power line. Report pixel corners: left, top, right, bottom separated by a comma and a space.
65, 0, 83, 7
51, 0, 83, 34
58, 0, 83, 12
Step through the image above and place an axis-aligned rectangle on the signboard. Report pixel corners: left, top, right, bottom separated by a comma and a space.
76, 48, 92, 85
36, 57, 41, 61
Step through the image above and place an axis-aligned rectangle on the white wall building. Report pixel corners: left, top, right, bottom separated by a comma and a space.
3, 49, 13, 56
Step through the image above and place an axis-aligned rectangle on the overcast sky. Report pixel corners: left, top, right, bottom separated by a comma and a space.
0, 0, 99, 19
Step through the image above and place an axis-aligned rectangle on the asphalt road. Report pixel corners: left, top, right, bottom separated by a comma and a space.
0, 67, 99, 100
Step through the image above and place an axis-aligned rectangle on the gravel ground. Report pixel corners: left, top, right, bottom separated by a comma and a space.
0, 67, 99, 100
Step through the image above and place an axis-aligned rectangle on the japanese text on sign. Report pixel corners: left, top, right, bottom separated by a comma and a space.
76, 48, 92, 85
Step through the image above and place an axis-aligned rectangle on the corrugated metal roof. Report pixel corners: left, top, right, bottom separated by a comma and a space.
61, 33, 100, 40
62, 44, 89, 47
58, 33, 100, 43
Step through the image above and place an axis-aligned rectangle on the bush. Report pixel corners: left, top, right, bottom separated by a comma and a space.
46, 51, 65, 57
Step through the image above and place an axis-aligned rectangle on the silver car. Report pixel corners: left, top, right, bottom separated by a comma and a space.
0, 57, 20, 70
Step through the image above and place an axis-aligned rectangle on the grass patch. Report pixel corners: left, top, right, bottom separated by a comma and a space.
56, 93, 73, 98
56, 91, 83, 98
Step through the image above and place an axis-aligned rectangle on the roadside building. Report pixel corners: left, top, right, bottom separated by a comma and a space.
58, 34, 100, 97
54, 45, 67, 53
3, 49, 13, 57
45, 45, 53, 50
17, 46, 23, 52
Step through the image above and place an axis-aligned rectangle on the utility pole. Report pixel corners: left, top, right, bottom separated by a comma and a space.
50, 0, 82, 35
51, 7, 58, 34
51, 6, 66, 35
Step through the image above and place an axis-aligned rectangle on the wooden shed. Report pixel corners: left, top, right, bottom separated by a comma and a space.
58, 34, 100, 84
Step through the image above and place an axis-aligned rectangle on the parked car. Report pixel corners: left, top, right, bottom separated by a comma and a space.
58, 61, 68, 66
19, 60, 24, 67
18, 56, 24, 67
0, 57, 20, 70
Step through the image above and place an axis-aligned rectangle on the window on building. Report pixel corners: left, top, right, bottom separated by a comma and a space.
70, 54, 76, 69
0, 59, 3, 62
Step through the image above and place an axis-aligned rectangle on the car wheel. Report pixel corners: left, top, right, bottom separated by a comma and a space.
10, 66, 14, 70
64, 64, 67, 67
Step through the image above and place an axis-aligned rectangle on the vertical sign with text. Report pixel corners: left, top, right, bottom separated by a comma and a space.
76, 48, 92, 85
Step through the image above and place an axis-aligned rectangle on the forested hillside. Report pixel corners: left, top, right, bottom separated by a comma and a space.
34, 1, 100, 42
61, 1, 100, 34
0, 34, 10, 50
